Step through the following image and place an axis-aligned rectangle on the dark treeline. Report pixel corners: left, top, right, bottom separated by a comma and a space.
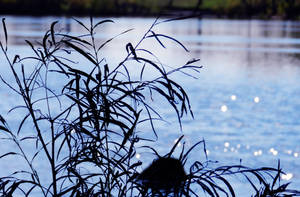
0, 0, 191, 16
0, 0, 300, 19
201, 0, 300, 19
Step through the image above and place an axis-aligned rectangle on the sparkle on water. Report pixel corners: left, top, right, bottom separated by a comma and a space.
174, 138, 182, 147
282, 173, 293, 181
224, 142, 230, 148
231, 95, 237, 101
253, 150, 263, 156
136, 153, 141, 159
220, 105, 228, 112
269, 148, 278, 156
254, 96, 260, 103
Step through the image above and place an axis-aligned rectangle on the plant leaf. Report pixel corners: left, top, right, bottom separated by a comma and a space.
64, 40, 98, 66
2, 18, 8, 51
0, 152, 17, 159
50, 21, 58, 44
94, 19, 114, 29
0, 125, 9, 133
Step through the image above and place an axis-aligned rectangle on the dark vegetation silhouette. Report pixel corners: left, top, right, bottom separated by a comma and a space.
0, 16, 299, 196
137, 157, 186, 196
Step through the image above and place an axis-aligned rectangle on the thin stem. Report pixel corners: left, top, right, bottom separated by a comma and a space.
0, 43, 54, 193
51, 120, 58, 196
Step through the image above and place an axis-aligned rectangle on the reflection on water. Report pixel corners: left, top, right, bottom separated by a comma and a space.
1, 16, 300, 194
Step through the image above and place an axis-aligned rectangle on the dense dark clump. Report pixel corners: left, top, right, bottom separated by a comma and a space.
138, 157, 186, 194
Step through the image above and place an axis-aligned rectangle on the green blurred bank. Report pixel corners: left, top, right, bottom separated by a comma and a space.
0, 0, 299, 19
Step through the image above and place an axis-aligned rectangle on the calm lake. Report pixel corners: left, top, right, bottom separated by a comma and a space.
0, 16, 300, 195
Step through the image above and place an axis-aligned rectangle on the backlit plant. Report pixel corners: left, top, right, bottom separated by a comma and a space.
0, 16, 299, 197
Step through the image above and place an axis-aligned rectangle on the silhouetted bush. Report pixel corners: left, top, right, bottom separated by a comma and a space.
0, 16, 299, 196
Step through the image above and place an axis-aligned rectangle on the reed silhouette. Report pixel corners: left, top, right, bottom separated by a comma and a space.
0, 16, 299, 197
138, 157, 186, 196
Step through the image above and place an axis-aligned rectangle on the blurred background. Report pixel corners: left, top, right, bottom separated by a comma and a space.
0, 0, 299, 19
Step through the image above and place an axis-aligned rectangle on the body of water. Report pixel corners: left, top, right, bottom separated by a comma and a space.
0, 16, 300, 195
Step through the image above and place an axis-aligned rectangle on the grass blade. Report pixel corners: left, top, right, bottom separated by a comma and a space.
50, 21, 58, 45
147, 33, 189, 52
94, 19, 114, 29
2, 18, 7, 51
64, 40, 98, 66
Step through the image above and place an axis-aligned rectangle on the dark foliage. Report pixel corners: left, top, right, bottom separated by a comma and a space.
137, 157, 186, 196
0, 16, 299, 197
